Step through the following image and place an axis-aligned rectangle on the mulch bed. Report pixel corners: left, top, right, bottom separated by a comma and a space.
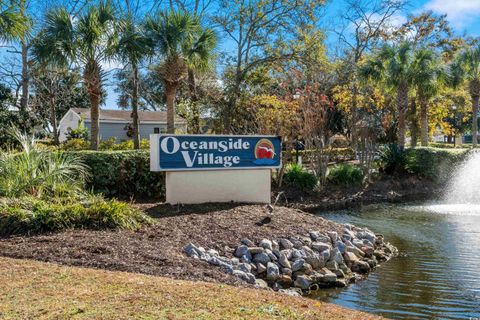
0, 204, 343, 287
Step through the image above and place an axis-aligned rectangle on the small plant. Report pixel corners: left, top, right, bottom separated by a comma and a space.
62, 138, 90, 150
327, 164, 363, 186
66, 117, 89, 140
0, 128, 89, 198
283, 163, 318, 191
378, 144, 406, 174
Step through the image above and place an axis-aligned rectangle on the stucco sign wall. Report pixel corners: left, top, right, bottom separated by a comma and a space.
150, 134, 281, 204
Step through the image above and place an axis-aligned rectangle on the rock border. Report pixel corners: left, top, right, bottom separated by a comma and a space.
184, 223, 397, 295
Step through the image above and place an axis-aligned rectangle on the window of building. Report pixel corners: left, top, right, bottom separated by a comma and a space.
154, 127, 160, 134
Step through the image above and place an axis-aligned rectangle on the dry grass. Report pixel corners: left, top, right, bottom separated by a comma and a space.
0, 257, 382, 320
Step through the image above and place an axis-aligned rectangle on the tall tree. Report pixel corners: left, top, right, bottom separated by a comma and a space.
214, 0, 325, 133
360, 43, 417, 149
34, 2, 117, 150
450, 43, 480, 147
336, 0, 405, 146
114, 16, 151, 149
0, 0, 29, 41
412, 49, 444, 146
145, 10, 216, 133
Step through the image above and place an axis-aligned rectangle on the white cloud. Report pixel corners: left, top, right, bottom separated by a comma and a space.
424, 0, 480, 29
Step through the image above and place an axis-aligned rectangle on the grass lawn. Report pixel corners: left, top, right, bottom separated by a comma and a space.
0, 257, 381, 319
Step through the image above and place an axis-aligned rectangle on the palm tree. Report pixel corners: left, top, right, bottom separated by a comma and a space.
114, 16, 151, 149
0, 3, 29, 42
33, 2, 116, 150
450, 44, 480, 147
145, 10, 216, 133
360, 43, 417, 149
412, 49, 444, 147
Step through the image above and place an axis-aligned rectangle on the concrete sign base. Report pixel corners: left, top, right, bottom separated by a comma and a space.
166, 169, 271, 204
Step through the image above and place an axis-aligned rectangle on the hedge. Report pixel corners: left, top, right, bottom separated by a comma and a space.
65, 150, 165, 199
404, 147, 470, 182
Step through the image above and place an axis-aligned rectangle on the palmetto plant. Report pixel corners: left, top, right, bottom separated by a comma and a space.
114, 16, 152, 149
0, 0, 29, 42
33, 2, 117, 150
145, 10, 216, 133
412, 49, 445, 147
0, 128, 88, 198
360, 43, 417, 149
450, 44, 480, 147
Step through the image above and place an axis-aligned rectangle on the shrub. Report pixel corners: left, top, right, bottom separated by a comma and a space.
283, 163, 317, 191
404, 147, 469, 182
327, 164, 363, 186
67, 150, 164, 199
0, 195, 153, 236
378, 144, 407, 174
0, 129, 89, 198
62, 138, 90, 151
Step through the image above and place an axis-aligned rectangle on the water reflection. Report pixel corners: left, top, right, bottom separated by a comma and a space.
313, 203, 480, 319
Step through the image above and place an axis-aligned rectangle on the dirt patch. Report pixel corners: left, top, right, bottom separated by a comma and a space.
0, 204, 344, 287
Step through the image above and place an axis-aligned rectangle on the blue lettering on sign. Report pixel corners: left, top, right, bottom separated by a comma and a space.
158, 135, 281, 170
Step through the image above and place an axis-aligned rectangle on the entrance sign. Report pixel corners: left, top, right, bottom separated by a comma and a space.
150, 134, 281, 204
152, 135, 281, 171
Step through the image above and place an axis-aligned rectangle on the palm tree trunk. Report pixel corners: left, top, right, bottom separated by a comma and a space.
50, 95, 59, 146
397, 82, 409, 149
188, 68, 200, 134
473, 94, 479, 148
84, 60, 102, 150
131, 65, 140, 149
419, 91, 428, 147
165, 81, 177, 134
410, 98, 418, 148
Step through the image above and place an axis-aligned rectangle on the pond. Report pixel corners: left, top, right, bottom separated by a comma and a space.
313, 203, 480, 319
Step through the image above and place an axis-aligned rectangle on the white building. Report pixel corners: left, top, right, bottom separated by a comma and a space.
58, 108, 187, 142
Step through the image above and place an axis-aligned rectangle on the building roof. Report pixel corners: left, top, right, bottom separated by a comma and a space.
70, 108, 187, 123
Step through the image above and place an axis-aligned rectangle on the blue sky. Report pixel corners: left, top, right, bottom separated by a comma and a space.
102, 0, 480, 109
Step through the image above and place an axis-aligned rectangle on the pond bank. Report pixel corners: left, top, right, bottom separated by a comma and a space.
0, 204, 395, 295
277, 175, 441, 212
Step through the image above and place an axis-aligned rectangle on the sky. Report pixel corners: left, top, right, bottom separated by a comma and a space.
103, 0, 480, 110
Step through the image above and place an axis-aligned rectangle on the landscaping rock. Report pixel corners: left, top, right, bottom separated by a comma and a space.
255, 278, 269, 288
237, 263, 252, 273
279, 239, 294, 249
351, 260, 370, 274
312, 242, 330, 253
294, 275, 312, 290
256, 263, 267, 274
281, 268, 292, 276
266, 262, 280, 281
278, 252, 291, 268
248, 247, 264, 254
253, 252, 271, 265
235, 245, 251, 259
233, 270, 256, 284
259, 239, 273, 251
291, 259, 305, 272
305, 255, 324, 269
241, 238, 255, 247
327, 231, 338, 243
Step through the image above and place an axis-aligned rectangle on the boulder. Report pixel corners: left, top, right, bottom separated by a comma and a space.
237, 263, 252, 273
290, 238, 304, 249
321, 248, 331, 261
325, 260, 338, 272
272, 240, 280, 251
232, 270, 256, 284
184, 243, 200, 258
310, 231, 331, 243
241, 238, 255, 247
253, 252, 271, 265
335, 241, 347, 254
343, 251, 359, 263
235, 245, 251, 259
265, 249, 278, 261
278, 289, 301, 297
278, 252, 292, 268
259, 239, 273, 251
351, 260, 370, 274
311, 242, 331, 253
294, 275, 312, 290
279, 239, 294, 250
248, 247, 264, 254
281, 268, 292, 276
255, 278, 269, 288
321, 269, 338, 283
305, 254, 324, 269
207, 249, 219, 256
327, 231, 338, 243
290, 248, 305, 260
256, 263, 267, 274
266, 262, 280, 281
291, 259, 305, 272
278, 275, 293, 286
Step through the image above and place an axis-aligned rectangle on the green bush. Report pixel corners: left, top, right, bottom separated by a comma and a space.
61, 138, 90, 151
283, 163, 318, 191
404, 147, 469, 182
67, 150, 165, 199
327, 164, 363, 186
283, 148, 356, 163
0, 195, 153, 236
378, 144, 407, 174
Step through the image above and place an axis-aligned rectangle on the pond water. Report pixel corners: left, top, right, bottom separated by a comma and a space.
313, 203, 480, 319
